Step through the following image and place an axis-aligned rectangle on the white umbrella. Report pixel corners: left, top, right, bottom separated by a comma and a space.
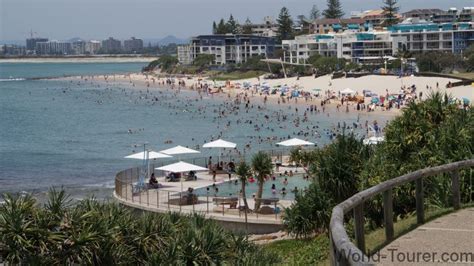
276, 138, 315, 146
160, 145, 200, 155
125, 150, 172, 190
156, 161, 208, 193
156, 161, 208, 172
363, 136, 385, 145
202, 139, 236, 149
125, 151, 172, 160
202, 139, 237, 164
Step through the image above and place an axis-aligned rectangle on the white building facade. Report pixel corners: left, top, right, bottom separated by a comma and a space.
282, 22, 474, 64
178, 34, 276, 65
282, 32, 405, 64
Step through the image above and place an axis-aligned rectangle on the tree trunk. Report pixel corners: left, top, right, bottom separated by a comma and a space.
241, 180, 249, 210
254, 178, 264, 211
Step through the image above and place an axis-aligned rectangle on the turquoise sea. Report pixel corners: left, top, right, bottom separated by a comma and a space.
0, 61, 387, 200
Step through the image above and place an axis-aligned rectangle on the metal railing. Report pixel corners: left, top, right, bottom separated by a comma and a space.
114, 166, 285, 222
329, 159, 474, 266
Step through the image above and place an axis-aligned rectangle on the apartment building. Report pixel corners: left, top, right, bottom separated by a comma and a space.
101, 37, 122, 53
26, 37, 48, 52
85, 40, 102, 54
179, 34, 275, 65
282, 31, 404, 64
249, 16, 278, 37
35, 40, 72, 55
123, 37, 144, 53
310, 18, 365, 34
459, 7, 474, 22
282, 22, 473, 64
71, 40, 86, 54
177, 45, 192, 65
402, 9, 444, 21
363, 10, 403, 28
389, 22, 473, 53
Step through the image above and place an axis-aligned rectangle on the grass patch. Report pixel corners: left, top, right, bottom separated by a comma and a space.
263, 204, 474, 265
263, 234, 330, 266
211, 70, 266, 81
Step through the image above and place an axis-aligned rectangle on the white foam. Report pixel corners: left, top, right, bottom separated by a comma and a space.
0, 78, 26, 82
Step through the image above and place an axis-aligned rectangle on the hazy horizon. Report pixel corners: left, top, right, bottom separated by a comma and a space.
1, 0, 473, 42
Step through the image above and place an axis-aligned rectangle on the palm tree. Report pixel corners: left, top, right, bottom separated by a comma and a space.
235, 161, 251, 232
235, 161, 251, 210
251, 151, 273, 210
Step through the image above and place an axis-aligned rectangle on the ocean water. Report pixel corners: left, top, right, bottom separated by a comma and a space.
0, 62, 388, 200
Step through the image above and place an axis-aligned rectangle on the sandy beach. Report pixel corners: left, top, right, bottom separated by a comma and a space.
0, 57, 156, 64
84, 71, 473, 103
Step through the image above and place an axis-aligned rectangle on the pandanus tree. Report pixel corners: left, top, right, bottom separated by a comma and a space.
251, 151, 273, 210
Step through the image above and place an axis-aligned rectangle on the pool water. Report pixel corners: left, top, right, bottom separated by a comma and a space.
194, 174, 311, 200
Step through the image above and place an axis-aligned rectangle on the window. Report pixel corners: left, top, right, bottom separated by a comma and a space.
426, 33, 439, 40
442, 33, 452, 40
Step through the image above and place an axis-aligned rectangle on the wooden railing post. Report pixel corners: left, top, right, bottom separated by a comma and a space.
416, 179, 424, 224
354, 203, 365, 253
451, 170, 461, 210
383, 189, 394, 241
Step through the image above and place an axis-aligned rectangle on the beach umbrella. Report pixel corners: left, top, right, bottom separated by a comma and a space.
125, 151, 172, 160
156, 161, 208, 173
313, 88, 321, 92
202, 139, 237, 163
202, 139, 237, 149
371, 97, 380, 104
156, 161, 208, 193
462, 97, 470, 105
276, 138, 314, 147
363, 136, 385, 145
160, 145, 200, 156
125, 149, 172, 192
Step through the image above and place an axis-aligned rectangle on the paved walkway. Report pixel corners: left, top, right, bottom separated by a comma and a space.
376, 208, 474, 265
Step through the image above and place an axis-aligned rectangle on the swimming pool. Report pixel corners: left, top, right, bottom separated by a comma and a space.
194, 174, 311, 200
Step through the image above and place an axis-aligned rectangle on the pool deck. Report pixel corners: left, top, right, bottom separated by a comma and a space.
114, 166, 305, 229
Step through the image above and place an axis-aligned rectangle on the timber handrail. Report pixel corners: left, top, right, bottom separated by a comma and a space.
329, 159, 474, 266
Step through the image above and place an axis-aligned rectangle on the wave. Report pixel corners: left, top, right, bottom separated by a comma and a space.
0, 78, 26, 82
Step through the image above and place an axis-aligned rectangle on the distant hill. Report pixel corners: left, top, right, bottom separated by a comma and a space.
157, 35, 188, 45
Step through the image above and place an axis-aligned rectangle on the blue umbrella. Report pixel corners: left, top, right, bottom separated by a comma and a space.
462, 97, 470, 105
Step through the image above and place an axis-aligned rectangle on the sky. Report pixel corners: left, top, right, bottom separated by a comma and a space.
1, 0, 473, 42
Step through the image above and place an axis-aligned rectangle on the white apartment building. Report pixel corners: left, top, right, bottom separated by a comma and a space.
282, 22, 474, 65
250, 16, 278, 37
179, 34, 275, 65
282, 31, 405, 64
35, 40, 72, 55
85, 40, 101, 54
177, 45, 192, 65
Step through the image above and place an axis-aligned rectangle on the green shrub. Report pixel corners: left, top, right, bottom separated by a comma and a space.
0, 188, 280, 265
283, 184, 332, 238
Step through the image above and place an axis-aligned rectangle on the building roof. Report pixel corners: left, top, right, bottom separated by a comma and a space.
313, 18, 365, 25
362, 9, 386, 17
402, 9, 444, 16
